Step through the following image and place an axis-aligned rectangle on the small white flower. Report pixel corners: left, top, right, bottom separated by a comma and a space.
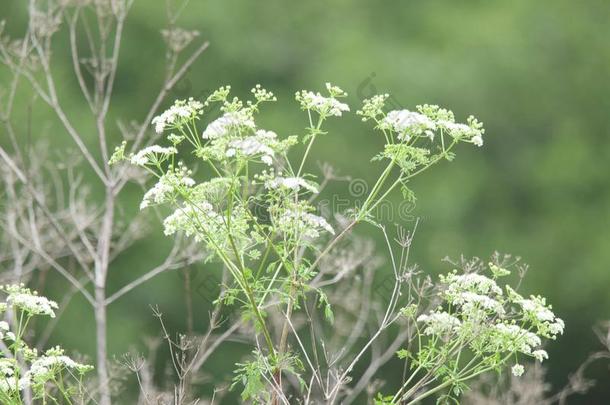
453, 291, 505, 316
265, 177, 318, 194
549, 318, 565, 335
512, 364, 525, 377
532, 349, 548, 362
4, 286, 58, 318
140, 169, 194, 210
472, 134, 484, 147
130, 145, 177, 166
24, 349, 92, 386
276, 209, 334, 239
140, 180, 174, 210
382, 110, 436, 141
261, 154, 273, 165
163, 203, 215, 238
444, 273, 503, 297
492, 323, 541, 355
226, 134, 274, 164
202, 111, 255, 139
152, 98, 203, 134
417, 311, 462, 336
296, 90, 350, 117
520, 297, 555, 322
438, 119, 484, 144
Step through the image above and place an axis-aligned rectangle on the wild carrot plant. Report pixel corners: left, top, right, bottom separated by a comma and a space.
109, 83, 563, 403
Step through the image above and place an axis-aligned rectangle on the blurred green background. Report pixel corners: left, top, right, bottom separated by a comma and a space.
2, 0, 610, 403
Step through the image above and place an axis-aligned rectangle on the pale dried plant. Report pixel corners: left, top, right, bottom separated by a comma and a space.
0, 0, 208, 404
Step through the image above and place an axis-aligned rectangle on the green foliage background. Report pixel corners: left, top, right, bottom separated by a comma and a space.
1, 0, 609, 403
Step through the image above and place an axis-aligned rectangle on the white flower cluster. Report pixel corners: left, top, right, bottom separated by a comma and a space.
275, 206, 334, 239
200, 127, 296, 168
140, 165, 195, 210
26, 347, 91, 386
511, 364, 524, 377
163, 202, 217, 238
152, 98, 203, 134
225, 130, 281, 166
202, 111, 256, 139
440, 121, 483, 146
296, 83, 350, 117
2, 285, 58, 318
265, 176, 319, 194
417, 311, 462, 336
507, 288, 565, 338
413, 264, 564, 379
196, 86, 300, 167
0, 321, 13, 341
444, 273, 504, 296
163, 201, 251, 255
0, 350, 91, 394
0, 287, 93, 398
0, 359, 29, 392
489, 323, 541, 354
130, 145, 177, 166
442, 272, 505, 318
367, 101, 484, 146
381, 110, 437, 141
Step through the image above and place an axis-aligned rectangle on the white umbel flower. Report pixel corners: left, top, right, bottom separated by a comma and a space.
225, 130, 279, 165
4, 285, 58, 318
130, 145, 177, 166
276, 209, 334, 239
417, 311, 462, 336
445, 273, 503, 296
472, 134, 484, 147
532, 349, 548, 362
519, 296, 555, 322
296, 89, 350, 117
140, 170, 195, 210
202, 111, 255, 139
492, 323, 541, 355
163, 203, 216, 238
382, 110, 436, 141
265, 176, 318, 194
152, 98, 203, 134
453, 291, 505, 316
511, 364, 524, 377
438, 118, 484, 145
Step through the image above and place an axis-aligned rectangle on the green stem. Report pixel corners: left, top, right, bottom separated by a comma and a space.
296, 114, 325, 177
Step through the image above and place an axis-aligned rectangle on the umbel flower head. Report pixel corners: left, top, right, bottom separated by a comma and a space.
295, 82, 350, 117
411, 262, 563, 380
152, 98, 203, 134
358, 101, 485, 147
1, 284, 58, 318
0, 285, 93, 399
